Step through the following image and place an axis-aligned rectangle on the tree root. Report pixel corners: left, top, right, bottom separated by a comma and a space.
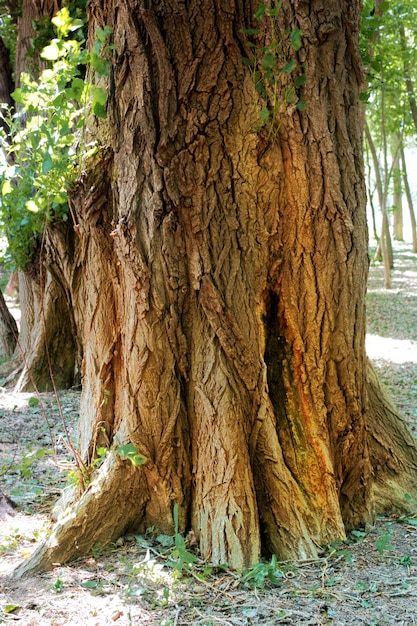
13, 453, 148, 578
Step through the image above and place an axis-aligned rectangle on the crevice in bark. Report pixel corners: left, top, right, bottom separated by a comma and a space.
263, 290, 287, 427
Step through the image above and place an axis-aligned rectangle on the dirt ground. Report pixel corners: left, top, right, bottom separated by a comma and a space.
0, 241, 417, 626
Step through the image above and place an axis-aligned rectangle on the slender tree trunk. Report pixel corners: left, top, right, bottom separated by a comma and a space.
391, 134, 403, 241
364, 121, 392, 284
14, 0, 417, 578
400, 142, 417, 253
400, 25, 417, 134
364, 144, 380, 244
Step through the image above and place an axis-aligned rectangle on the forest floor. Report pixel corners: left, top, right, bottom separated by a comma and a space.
0, 241, 417, 626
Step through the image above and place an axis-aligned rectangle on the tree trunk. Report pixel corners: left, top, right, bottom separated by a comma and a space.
400, 142, 417, 253
391, 134, 403, 241
0, 0, 80, 391
14, 0, 417, 578
364, 121, 393, 280
0, 35, 14, 134
0, 288, 17, 358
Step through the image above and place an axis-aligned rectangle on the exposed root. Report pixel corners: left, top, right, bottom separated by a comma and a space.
13, 453, 148, 578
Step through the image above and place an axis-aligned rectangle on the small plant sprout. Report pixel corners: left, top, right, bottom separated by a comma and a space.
241, 554, 285, 588
375, 529, 394, 557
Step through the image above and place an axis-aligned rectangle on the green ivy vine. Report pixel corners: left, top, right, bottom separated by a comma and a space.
241, 1, 306, 132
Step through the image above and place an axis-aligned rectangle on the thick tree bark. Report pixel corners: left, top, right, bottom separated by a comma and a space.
0, 288, 17, 358
14, 0, 417, 577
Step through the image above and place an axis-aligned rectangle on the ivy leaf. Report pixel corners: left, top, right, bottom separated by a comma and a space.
254, 3, 266, 20
91, 86, 108, 119
11, 87, 23, 104
294, 74, 306, 87
117, 443, 147, 467
25, 200, 40, 213
269, 3, 282, 17
242, 56, 256, 68
290, 28, 303, 51
282, 59, 295, 74
41, 40, 61, 61
89, 52, 109, 76
42, 156, 53, 174
70, 78, 86, 103
260, 107, 270, 124
2, 180, 12, 196
261, 52, 276, 71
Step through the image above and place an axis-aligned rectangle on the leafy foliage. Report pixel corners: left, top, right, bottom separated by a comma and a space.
0, 7, 111, 268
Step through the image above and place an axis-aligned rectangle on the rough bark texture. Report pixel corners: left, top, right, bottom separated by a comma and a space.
14, 0, 417, 577
0, 288, 17, 358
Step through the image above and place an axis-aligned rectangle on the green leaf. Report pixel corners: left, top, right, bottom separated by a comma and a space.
11, 87, 23, 104
156, 534, 175, 547
42, 156, 53, 175
117, 443, 147, 467
91, 86, 108, 118
130, 453, 147, 467
260, 107, 270, 124
261, 52, 276, 71
70, 77, 86, 103
281, 59, 295, 74
254, 3, 266, 20
242, 56, 256, 68
269, 3, 282, 17
28, 397, 40, 407
290, 28, 303, 51
117, 443, 137, 456
296, 99, 307, 111
173, 503, 179, 534
240, 28, 261, 35
41, 41, 61, 61
294, 74, 306, 87
2, 180, 12, 196
89, 53, 109, 76
25, 200, 40, 213
81, 580, 99, 589
4, 604, 21, 614
96, 26, 112, 42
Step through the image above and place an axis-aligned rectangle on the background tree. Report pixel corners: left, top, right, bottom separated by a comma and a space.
0, 0, 81, 390
362, 0, 417, 266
